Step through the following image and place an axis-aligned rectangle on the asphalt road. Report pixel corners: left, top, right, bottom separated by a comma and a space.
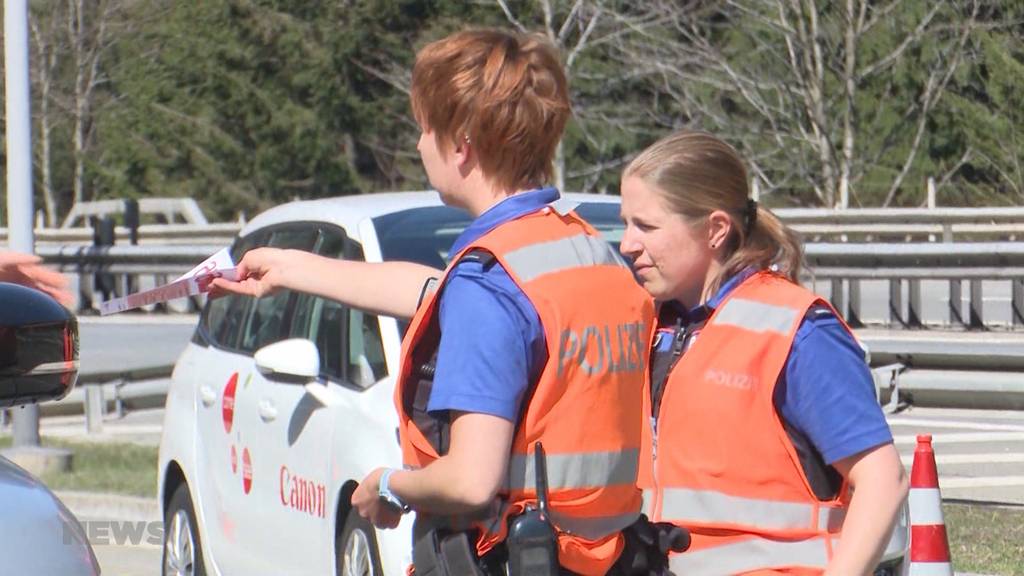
77, 315, 198, 377
889, 407, 1024, 506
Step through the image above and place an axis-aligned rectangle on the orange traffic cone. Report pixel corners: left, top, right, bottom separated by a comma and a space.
907, 434, 953, 576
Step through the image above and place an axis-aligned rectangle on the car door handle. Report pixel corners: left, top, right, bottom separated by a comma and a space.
199, 386, 217, 407
258, 399, 277, 422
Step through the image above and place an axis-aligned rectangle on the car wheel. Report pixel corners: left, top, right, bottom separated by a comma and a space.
163, 484, 206, 576
336, 508, 383, 576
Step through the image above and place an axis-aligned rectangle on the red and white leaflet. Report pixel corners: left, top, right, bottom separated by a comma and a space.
175, 247, 236, 282
100, 248, 239, 316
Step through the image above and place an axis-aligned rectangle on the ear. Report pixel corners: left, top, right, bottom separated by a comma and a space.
453, 136, 473, 170
707, 210, 732, 250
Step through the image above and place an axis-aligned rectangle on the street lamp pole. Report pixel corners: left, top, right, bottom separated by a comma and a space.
5, 0, 42, 448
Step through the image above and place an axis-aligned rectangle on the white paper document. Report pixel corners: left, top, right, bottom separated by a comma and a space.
99, 247, 239, 315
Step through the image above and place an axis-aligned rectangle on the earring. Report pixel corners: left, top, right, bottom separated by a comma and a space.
711, 242, 717, 249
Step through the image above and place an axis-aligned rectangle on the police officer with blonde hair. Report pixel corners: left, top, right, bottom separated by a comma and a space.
619, 130, 908, 575
214, 28, 658, 575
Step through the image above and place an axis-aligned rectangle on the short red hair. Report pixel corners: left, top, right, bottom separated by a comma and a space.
410, 29, 570, 193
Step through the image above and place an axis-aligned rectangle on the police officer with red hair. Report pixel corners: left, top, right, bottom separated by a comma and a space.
215, 29, 656, 575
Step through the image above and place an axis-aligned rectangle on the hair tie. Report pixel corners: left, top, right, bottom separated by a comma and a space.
744, 198, 758, 234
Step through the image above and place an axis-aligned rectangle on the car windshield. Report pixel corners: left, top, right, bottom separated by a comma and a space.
372, 201, 624, 268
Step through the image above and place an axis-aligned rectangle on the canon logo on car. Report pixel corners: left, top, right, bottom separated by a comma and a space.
279, 466, 326, 518
222, 372, 238, 433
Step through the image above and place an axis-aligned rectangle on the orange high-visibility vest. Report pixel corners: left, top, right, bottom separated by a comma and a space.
638, 271, 852, 576
396, 205, 655, 575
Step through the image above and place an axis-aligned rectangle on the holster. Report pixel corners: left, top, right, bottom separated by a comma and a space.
614, 515, 690, 576
412, 528, 484, 576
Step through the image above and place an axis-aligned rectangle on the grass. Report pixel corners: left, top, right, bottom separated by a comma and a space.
0, 436, 158, 498
945, 503, 1024, 576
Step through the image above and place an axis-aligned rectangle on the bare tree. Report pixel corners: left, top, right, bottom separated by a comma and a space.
29, 3, 65, 227
609, 0, 979, 207
495, 0, 667, 193
66, 0, 116, 207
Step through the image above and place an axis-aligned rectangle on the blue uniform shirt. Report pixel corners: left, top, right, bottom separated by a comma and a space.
425, 188, 556, 422
655, 268, 892, 465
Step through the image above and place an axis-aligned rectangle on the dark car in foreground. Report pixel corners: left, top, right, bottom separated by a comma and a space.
0, 281, 100, 576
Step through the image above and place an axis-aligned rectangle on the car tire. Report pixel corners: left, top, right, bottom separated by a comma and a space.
163, 484, 206, 576
336, 508, 384, 576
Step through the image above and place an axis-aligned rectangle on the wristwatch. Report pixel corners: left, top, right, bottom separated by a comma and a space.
378, 469, 410, 513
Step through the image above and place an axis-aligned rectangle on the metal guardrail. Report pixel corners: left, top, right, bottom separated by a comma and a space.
778, 206, 1024, 224
776, 207, 1024, 242
34, 241, 1024, 328
0, 223, 240, 246
41, 244, 224, 313
803, 242, 1024, 330
3, 206, 1024, 246
60, 197, 210, 227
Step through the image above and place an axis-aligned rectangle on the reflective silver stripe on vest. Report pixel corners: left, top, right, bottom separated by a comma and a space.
641, 489, 655, 517
669, 535, 834, 575
712, 298, 800, 334
550, 510, 640, 540
503, 233, 627, 283
506, 449, 639, 491
659, 488, 846, 532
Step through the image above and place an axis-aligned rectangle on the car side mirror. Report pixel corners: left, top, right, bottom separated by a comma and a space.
0, 283, 79, 408
254, 338, 341, 406
254, 338, 320, 381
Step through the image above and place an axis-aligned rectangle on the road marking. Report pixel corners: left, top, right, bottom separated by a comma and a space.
900, 453, 1024, 466
894, 432, 1024, 445
40, 424, 163, 436
936, 476, 1024, 489
888, 417, 1024, 433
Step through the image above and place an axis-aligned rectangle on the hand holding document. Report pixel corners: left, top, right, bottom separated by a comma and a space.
100, 248, 239, 315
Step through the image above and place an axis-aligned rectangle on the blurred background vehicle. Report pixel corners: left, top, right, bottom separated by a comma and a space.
0, 281, 100, 576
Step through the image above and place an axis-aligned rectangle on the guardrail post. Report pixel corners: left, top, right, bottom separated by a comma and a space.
1014, 279, 1024, 328
908, 279, 923, 328
942, 224, 953, 243
84, 384, 104, 434
889, 279, 905, 327
969, 279, 985, 329
847, 279, 863, 328
831, 279, 845, 321
949, 279, 964, 327
92, 216, 116, 304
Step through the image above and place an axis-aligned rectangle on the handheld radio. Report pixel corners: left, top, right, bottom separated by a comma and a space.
505, 441, 559, 575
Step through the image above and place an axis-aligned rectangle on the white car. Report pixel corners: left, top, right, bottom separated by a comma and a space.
157, 191, 624, 576
157, 191, 907, 576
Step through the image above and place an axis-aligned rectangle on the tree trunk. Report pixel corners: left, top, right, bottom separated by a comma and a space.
30, 18, 58, 227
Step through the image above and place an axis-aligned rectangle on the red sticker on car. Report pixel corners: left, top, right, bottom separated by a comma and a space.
242, 448, 253, 494
223, 373, 238, 433
230, 445, 238, 475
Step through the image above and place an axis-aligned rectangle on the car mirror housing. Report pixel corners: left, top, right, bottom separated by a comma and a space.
0, 283, 79, 408
254, 338, 320, 382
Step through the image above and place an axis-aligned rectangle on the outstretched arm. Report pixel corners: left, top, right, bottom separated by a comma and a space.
826, 443, 909, 575
0, 251, 73, 308
210, 247, 442, 320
